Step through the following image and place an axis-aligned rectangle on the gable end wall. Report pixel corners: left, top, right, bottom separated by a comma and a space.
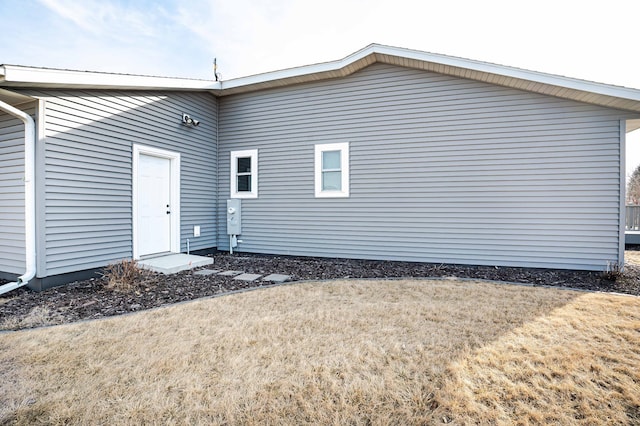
218, 63, 628, 270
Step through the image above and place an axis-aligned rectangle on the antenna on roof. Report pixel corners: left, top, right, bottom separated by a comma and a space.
213, 58, 220, 82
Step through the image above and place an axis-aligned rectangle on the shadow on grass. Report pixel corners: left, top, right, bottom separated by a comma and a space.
2, 279, 637, 424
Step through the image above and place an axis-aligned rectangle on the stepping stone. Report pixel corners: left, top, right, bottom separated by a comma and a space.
233, 273, 262, 281
263, 274, 291, 283
194, 269, 220, 276
218, 270, 244, 276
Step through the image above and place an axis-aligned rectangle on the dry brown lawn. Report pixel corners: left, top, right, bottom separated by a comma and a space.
1, 279, 639, 425
625, 250, 640, 266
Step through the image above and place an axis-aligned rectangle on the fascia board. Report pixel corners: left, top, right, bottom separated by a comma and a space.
221, 44, 640, 105
2, 45, 640, 108
221, 44, 379, 90
381, 45, 640, 102
1, 65, 221, 91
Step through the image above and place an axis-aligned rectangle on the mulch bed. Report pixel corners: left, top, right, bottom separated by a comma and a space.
1, 252, 639, 331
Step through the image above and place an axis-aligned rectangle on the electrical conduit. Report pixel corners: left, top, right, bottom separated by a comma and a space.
0, 100, 36, 295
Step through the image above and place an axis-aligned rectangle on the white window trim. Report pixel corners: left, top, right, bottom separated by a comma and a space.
230, 149, 258, 199
132, 144, 181, 260
315, 142, 349, 198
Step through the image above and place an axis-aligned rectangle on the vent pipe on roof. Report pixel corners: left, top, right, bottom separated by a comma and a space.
0, 99, 36, 295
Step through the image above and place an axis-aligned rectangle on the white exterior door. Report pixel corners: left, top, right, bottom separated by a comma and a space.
137, 154, 172, 257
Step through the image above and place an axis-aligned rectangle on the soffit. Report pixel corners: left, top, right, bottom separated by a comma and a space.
219, 45, 640, 117
0, 88, 35, 106
2, 45, 640, 118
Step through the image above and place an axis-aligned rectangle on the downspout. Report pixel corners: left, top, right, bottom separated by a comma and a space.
0, 100, 36, 295
216, 92, 220, 253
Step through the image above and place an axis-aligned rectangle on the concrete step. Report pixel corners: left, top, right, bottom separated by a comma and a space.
138, 253, 213, 274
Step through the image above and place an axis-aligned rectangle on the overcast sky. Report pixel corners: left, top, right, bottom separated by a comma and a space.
1, 0, 639, 174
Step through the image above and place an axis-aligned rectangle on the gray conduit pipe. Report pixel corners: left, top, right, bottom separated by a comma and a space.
0, 99, 36, 295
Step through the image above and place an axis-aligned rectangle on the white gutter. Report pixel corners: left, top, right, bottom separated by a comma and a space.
0, 100, 36, 295
1, 64, 220, 91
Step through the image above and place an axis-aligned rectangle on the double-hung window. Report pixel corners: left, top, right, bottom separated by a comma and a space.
230, 149, 258, 198
315, 142, 349, 198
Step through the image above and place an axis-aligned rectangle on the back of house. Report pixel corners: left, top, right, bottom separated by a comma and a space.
2, 44, 640, 290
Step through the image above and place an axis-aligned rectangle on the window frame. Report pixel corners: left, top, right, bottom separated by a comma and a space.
314, 142, 349, 198
230, 149, 258, 199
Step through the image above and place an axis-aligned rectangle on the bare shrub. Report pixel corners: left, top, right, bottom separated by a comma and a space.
602, 261, 623, 281
102, 259, 145, 291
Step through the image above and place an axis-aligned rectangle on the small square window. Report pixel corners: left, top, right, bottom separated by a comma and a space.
231, 149, 258, 199
322, 151, 341, 170
237, 174, 251, 192
322, 171, 342, 191
237, 157, 252, 174
315, 143, 349, 198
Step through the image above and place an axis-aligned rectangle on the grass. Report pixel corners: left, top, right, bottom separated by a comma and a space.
0, 306, 67, 331
626, 250, 640, 266
1, 279, 639, 425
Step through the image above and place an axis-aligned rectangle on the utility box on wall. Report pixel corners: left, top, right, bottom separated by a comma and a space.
227, 199, 241, 235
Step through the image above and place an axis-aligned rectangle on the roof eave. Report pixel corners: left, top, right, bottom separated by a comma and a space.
2, 44, 640, 115
219, 44, 640, 114
219, 44, 380, 95
0, 64, 221, 92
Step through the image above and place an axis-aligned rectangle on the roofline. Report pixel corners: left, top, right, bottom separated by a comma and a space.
2, 44, 640, 114
219, 44, 640, 113
0, 64, 221, 91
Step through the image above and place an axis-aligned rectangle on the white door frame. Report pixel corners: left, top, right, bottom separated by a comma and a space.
132, 144, 180, 259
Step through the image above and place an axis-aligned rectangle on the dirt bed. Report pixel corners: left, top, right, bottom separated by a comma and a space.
1, 252, 639, 331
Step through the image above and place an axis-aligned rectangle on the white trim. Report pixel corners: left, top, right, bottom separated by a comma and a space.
619, 120, 627, 269
220, 44, 640, 109
0, 64, 221, 91
315, 142, 349, 198
230, 149, 258, 199
4, 45, 640, 113
132, 144, 181, 260
35, 99, 47, 277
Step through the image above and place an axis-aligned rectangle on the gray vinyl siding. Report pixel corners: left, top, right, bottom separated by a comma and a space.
17, 90, 217, 276
0, 103, 34, 274
218, 63, 628, 271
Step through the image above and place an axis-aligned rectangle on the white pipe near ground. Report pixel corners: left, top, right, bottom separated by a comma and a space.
0, 99, 36, 295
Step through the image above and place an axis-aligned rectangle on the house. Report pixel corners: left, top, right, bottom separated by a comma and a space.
1, 44, 640, 291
